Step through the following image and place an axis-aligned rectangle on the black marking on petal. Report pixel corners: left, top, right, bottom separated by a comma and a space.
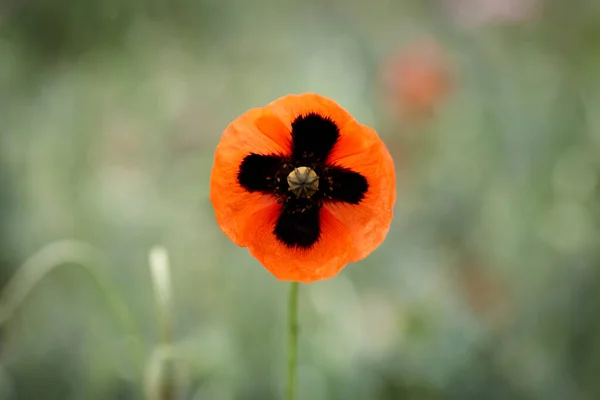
321, 166, 369, 204
274, 198, 321, 248
291, 113, 339, 163
238, 153, 286, 193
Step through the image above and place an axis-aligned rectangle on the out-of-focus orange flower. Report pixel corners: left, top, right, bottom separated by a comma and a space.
210, 94, 396, 283
382, 38, 454, 121
456, 256, 513, 328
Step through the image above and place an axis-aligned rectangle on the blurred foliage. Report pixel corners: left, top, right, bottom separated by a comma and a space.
2, 0, 600, 399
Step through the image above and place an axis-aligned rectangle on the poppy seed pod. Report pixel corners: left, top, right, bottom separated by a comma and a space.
210, 93, 396, 283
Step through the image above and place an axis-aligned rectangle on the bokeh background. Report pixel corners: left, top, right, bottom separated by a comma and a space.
2, 0, 600, 399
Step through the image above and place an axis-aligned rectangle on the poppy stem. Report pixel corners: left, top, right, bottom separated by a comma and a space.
286, 281, 299, 400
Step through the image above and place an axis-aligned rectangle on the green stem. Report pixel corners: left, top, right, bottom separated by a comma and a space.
147, 246, 176, 400
286, 281, 299, 400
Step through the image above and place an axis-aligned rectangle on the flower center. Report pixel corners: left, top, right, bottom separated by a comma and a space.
236, 113, 369, 248
287, 166, 319, 198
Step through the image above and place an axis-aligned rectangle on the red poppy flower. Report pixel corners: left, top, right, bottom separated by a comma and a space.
210, 93, 396, 283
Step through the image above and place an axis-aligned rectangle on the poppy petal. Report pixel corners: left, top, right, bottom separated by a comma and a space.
265, 93, 355, 135
254, 113, 293, 150
325, 124, 396, 262
247, 204, 355, 283
210, 108, 291, 247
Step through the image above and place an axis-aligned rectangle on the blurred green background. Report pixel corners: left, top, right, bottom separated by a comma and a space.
2, 0, 600, 399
